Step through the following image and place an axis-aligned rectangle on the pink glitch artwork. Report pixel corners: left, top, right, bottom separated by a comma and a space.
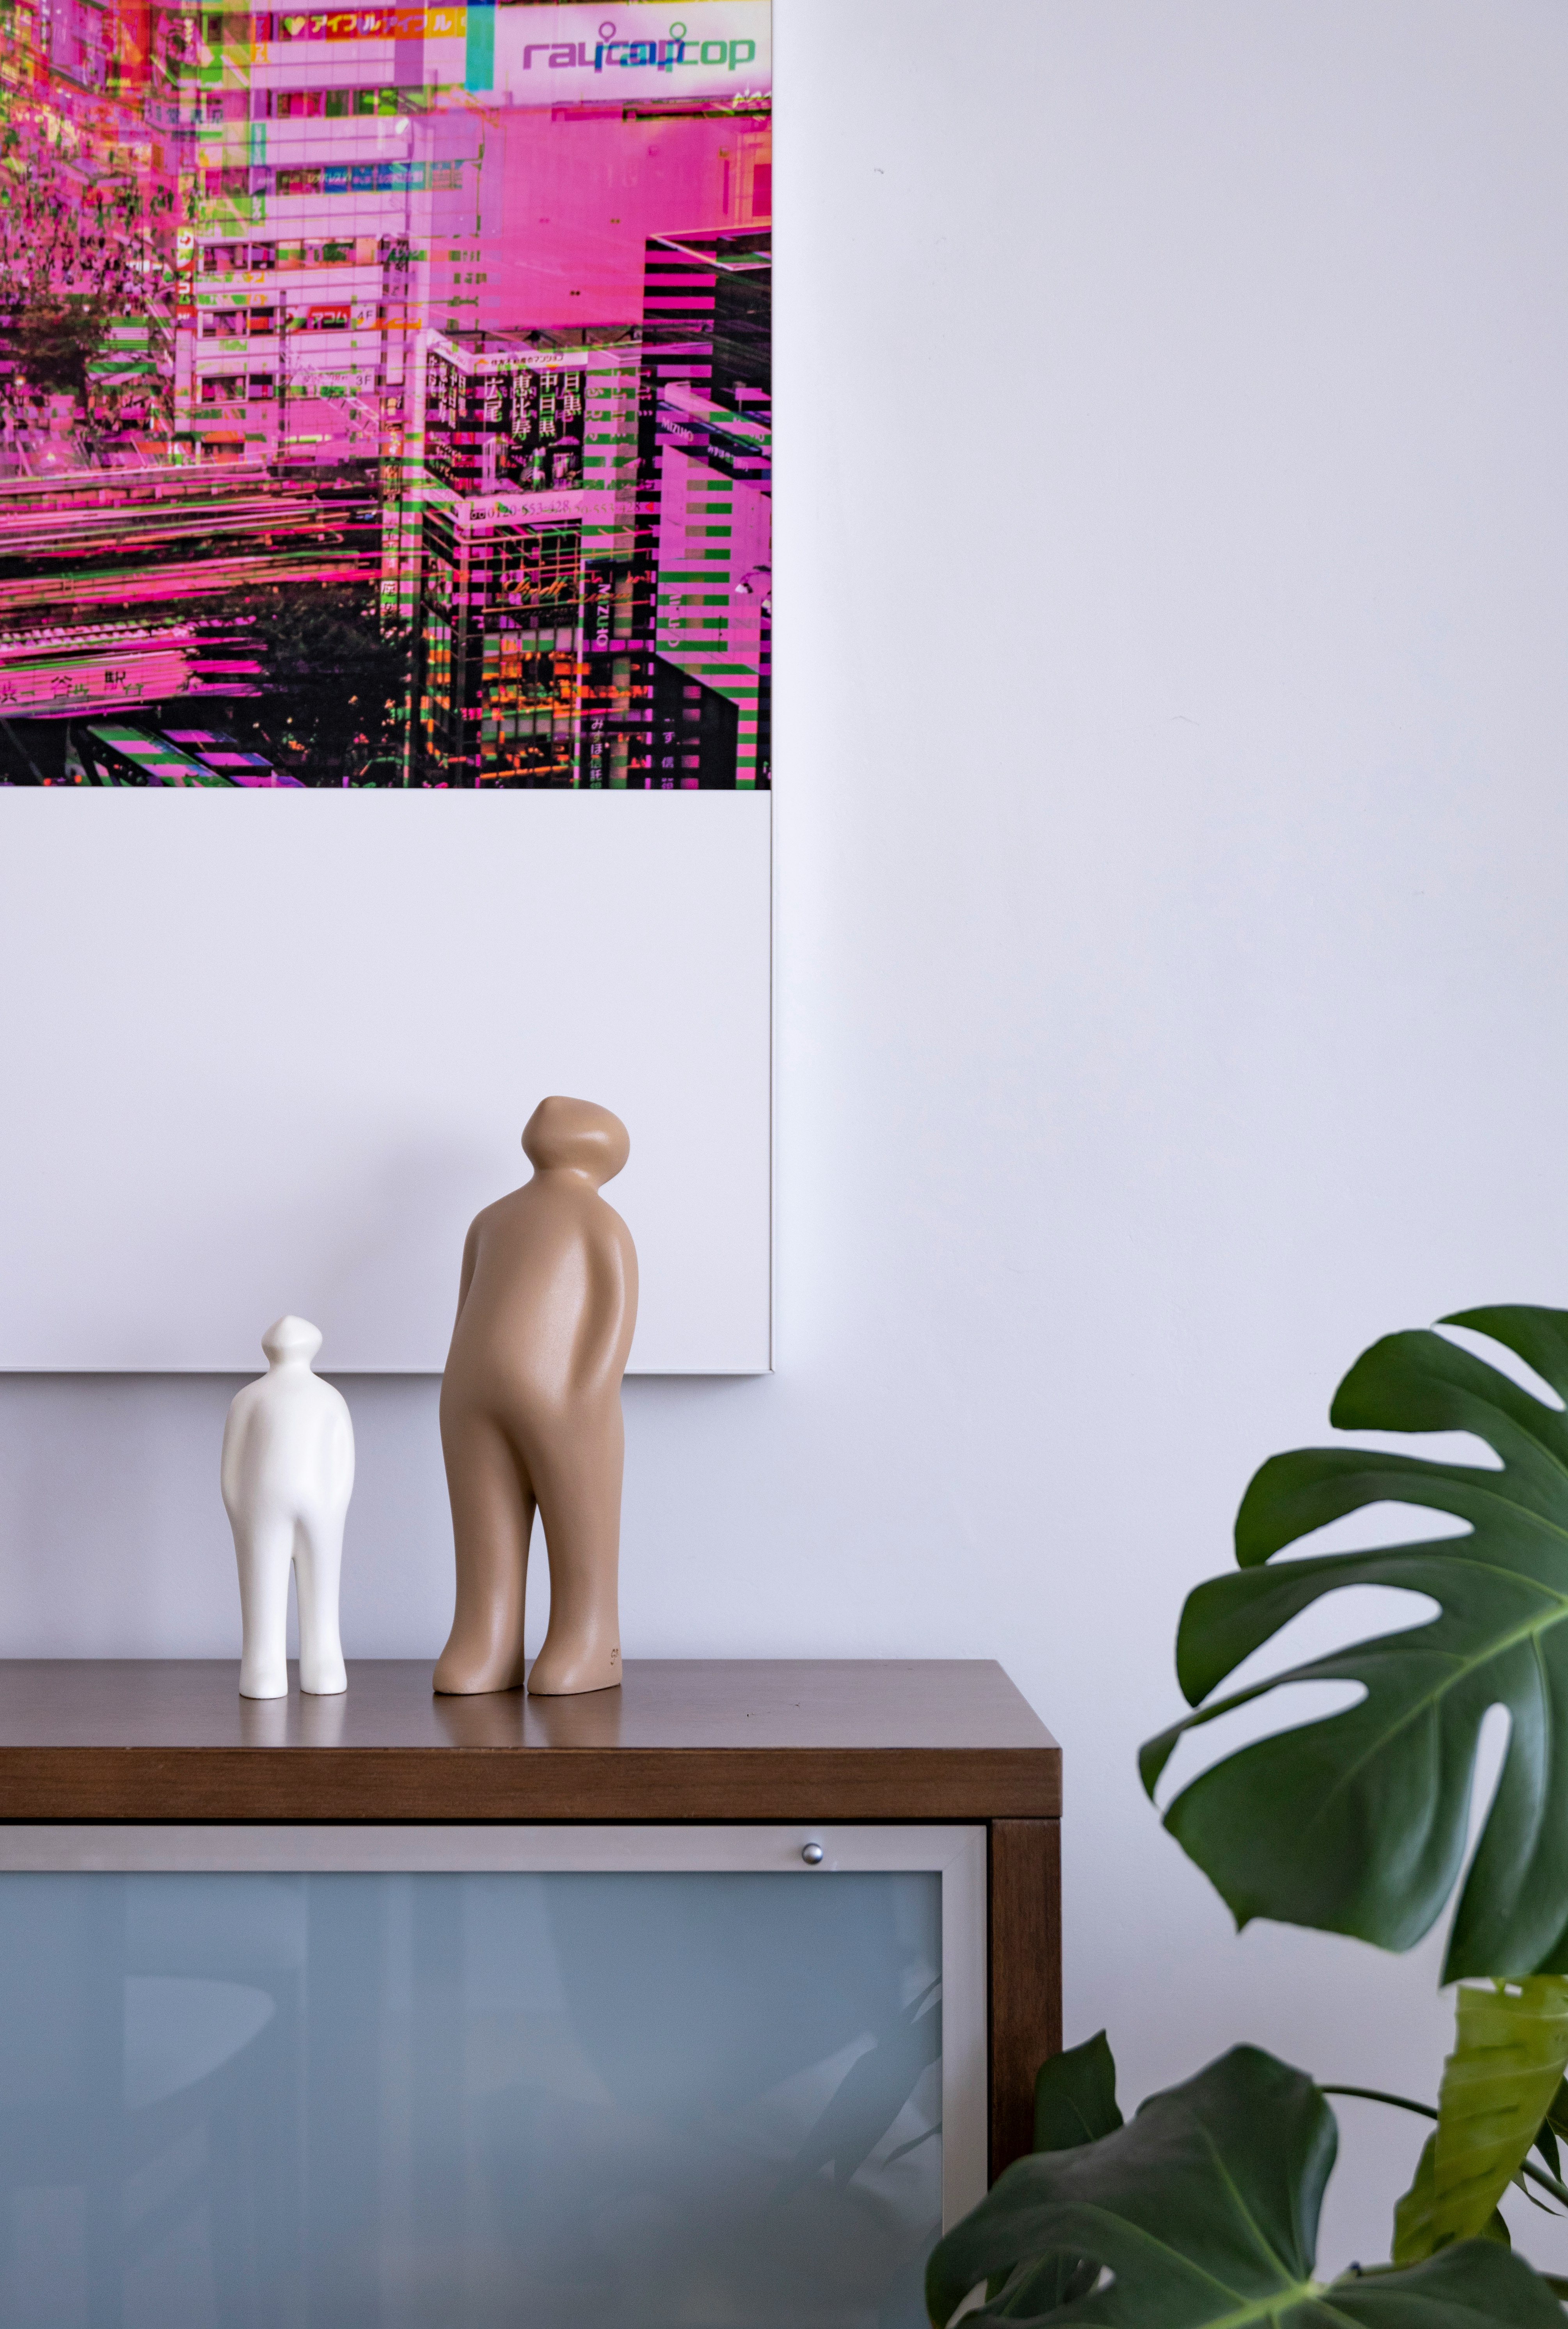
0, 0, 771, 787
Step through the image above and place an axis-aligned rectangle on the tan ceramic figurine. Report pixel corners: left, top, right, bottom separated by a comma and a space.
433, 1096, 637, 1697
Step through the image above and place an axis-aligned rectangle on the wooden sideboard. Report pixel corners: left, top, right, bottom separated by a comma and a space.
0, 1656, 1061, 2178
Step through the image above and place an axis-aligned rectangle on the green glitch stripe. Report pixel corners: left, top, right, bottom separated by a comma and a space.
465, 0, 494, 91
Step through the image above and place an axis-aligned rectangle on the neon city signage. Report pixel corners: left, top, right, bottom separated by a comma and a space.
492, 8, 769, 101
520, 23, 758, 72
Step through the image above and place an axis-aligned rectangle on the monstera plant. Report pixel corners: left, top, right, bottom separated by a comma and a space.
928, 1305, 1568, 2324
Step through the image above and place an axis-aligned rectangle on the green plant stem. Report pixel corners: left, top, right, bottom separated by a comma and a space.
1322, 2085, 1568, 2212
1321, 2085, 1439, 2121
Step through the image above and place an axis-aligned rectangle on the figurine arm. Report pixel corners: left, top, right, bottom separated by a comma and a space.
219, 1393, 251, 1519
327, 1393, 356, 1508
571, 1213, 638, 1399
452, 1219, 480, 1331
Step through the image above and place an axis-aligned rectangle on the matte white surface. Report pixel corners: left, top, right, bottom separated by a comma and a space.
0, 791, 771, 1372
222, 1318, 353, 1697
4, 0, 1568, 2284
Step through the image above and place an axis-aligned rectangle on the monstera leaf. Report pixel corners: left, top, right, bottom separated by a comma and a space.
1532, 2074, 1568, 2182
1034, 2029, 1123, 2154
925, 2047, 1561, 2327
1393, 1979, 1568, 2263
1140, 1306, 1568, 1980
979, 2032, 1128, 2317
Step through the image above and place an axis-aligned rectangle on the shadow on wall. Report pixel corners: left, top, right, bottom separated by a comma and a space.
0, 1373, 447, 1658
0, 1370, 775, 1663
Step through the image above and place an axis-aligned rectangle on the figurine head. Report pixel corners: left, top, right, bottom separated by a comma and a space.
262, 1315, 324, 1366
522, 1096, 629, 1187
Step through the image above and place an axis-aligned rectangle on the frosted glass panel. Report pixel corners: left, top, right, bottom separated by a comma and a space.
0, 1871, 942, 2329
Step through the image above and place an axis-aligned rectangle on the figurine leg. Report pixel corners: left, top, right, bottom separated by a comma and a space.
526, 1415, 623, 1697
235, 1515, 293, 1700
434, 1408, 535, 1694
294, 1515, 347, 1697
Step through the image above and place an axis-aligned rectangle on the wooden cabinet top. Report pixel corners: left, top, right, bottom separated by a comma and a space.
0, 1659, 1060, 1823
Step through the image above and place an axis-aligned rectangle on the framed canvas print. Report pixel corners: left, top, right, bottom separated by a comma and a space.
0, 0, 772, 1371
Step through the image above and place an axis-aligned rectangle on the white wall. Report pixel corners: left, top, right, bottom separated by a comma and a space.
5, 0, 1568, 2279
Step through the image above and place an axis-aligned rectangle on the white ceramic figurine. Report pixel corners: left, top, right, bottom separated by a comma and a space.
221, 1315, 353, 1699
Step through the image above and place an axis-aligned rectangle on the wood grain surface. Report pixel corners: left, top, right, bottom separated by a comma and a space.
989, 1818, 1065, 2177
0, 1659, 1061, 1823
0, 1657, 1065, 2196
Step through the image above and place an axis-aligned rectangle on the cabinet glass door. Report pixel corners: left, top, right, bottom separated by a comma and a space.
0, 1866, 944, 2328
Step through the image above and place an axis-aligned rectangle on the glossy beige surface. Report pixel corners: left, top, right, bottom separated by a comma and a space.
434, 1098, 638, 1697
